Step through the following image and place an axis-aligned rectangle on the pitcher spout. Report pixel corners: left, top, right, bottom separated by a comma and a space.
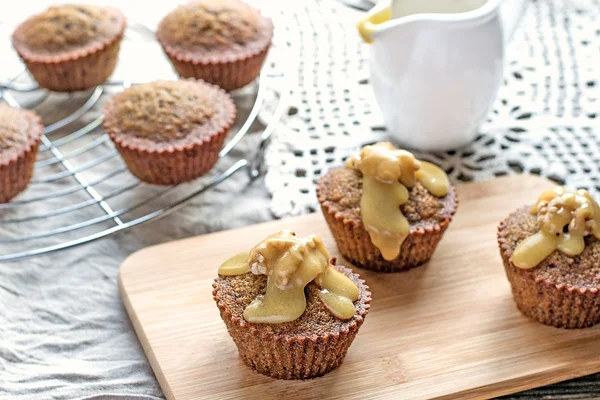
357, 0, 507, 44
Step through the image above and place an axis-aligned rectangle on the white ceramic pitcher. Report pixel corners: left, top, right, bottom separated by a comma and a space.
358, 0, 526, 151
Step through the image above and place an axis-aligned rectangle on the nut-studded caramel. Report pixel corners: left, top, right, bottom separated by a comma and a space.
217, 231, 360, 323
345, 142, 449, 261
512, 186, 600, 269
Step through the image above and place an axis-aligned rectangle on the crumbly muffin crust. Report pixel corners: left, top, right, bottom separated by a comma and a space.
316, 167, 457, 272
103, 80, 234, 150
498, 205, 600, 328
213, 264, 370, 337
499, 206, 600, 289
317, 167, 456, 230
0, 105, 43, 164
0, 104, 44, 203
13, 4, 124, 57
157, 0, 272, 58
213, 263, 371, 379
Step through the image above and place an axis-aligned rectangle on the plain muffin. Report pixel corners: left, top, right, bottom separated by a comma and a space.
12, 4, 126, 91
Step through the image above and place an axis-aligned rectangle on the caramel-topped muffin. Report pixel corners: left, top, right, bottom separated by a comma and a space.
317, 143, 458, 273
12, 4, 126, 92
157, 0, 274, 91
498, 187, 600, 328
0, 104, 44, 203
213, 231, 371, 379
103, 80, 236, 185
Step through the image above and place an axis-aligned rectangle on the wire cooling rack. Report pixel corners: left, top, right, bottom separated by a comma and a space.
0, 22, 290, 262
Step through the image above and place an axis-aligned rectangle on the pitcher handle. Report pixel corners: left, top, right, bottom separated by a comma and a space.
499, 0, 527, 43
357, 5, 391, 44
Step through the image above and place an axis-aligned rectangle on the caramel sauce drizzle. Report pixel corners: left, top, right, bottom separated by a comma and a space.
218, 231, 360, 324
345, 142, 449, 261
512, 186, 600, 269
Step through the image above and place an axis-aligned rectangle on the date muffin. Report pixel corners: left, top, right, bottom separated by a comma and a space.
12, 4, 126, 92
156, 0, 274, 91
0, 104, 44, 203
317, 142, 458, 273
103, 79, 236, 185
498, 186, 600, 328
213, 231, 371, 379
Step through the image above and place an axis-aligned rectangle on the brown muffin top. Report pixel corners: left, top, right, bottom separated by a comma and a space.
103, 80, 235, 150
317, 167, 457, 230
157, 0, 273, 59
0, 104, 43, 164
499, 206, 600, 289
13, 4, 125, 58
213, 264, 370, 338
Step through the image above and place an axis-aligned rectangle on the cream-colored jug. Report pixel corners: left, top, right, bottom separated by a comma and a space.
358, 0, 526, 151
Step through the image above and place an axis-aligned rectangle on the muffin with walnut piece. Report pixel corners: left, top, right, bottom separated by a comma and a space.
103, 80, 236, 185
317, 142, 458, 273
213, 230, 371, 379
156, 0, 274, 91
498, 186, 600, 328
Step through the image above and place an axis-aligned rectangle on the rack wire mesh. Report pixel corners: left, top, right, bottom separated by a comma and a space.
0, 21, 290, 262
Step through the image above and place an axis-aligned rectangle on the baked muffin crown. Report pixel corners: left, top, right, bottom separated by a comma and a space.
0, 104, 44, 203
213, 231, 371, 379
499, 205, 600, 290
316, 142, 457, 272
103, 80, 235, 149
0, 104, 44, 164
157, 0, 273, 58
13, 4, 125, 57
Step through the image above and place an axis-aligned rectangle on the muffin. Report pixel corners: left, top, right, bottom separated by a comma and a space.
156, 0, 274, 91
0, 104, 44, 203
317, 142, 458, 273
103, 79, 236, 185
12, 4, 126, 92
213, 230, 371, 379
498, 186, 600, 328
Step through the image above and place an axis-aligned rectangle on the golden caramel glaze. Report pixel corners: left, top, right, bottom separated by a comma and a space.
218, 231, 360, 323
345, 142, 449, 261
512, 186, 600, 269
218, 252, 250, 276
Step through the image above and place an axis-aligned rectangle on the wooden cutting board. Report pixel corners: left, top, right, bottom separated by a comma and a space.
119, 175, 600, 400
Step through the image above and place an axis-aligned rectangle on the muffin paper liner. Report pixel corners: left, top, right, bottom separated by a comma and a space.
212, 265, 371, 380
156, 9, 273, 92
0, 110, 44, 203
161, 45, 271, 92
498, 213, 600, 329
12, 10, 126, 92
103, 80, 236, 186
317, 186, 458, 273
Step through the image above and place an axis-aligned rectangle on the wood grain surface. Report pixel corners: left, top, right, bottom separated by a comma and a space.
119, 175, 600, 400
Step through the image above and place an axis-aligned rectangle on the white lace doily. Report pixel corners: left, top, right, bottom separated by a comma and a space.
264, 0, 600, 217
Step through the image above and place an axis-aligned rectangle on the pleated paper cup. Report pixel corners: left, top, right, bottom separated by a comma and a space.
0, 106, 44, 203
317, 185, 458, 273
498, 208, 600, 329
156, 1, 273, 91
12, 8, 126, 92
103, 80, 236, 186
212, 265, 371, 380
